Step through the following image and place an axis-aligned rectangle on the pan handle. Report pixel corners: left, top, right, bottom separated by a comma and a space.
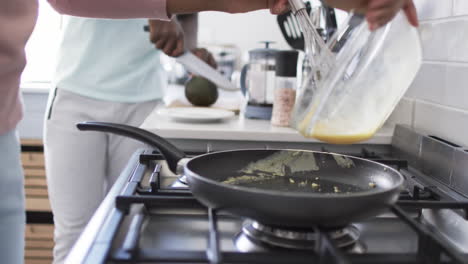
77, 122, 186, 173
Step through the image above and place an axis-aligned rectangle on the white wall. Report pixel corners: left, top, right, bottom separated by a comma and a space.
393, 0, 468, 147
197, 7, 348, 67
198, 10, 290, 60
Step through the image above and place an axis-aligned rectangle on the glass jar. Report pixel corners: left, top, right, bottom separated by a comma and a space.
271, 51, 299, 127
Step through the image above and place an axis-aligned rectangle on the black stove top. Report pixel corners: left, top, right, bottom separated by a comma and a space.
69, 149, 467, 264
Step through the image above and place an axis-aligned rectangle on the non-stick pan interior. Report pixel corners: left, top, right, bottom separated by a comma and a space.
186, 150, 402, 195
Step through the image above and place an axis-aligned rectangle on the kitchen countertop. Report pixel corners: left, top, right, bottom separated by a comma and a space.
141, 84, 396, 145
140, 108, 395, 144
16, 82, 397, 145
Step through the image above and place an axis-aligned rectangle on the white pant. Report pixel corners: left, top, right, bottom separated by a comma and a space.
0, 128, 25, 264
44, 89, 159, 263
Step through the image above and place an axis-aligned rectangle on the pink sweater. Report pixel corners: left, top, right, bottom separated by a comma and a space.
0, 0, 168, 136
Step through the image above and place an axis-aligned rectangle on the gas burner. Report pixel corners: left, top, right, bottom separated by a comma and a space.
170, 175, 188, 188
235, 220, 365, 253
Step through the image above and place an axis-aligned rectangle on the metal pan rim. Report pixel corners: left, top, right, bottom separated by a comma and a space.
184, 149, 405, 199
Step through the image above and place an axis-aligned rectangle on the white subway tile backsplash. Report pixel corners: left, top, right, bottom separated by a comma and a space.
387, 98, 414, 126
414, 0, 453, 20
453, 0, 468, 16
419, 22, 450, 61
414, 100, 468, 147
419, 17, 468, 62
406, 63, 446, 99
407, 63, 468, 111
402, 1, 468, 148
445, 64, 468, 111
447, 18, 468, 62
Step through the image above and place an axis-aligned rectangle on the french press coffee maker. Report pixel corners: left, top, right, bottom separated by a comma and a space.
240, 41, 278, 120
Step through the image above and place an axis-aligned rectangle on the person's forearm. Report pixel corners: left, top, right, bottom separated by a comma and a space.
178, 14, 198, 50
167, 0, 216, 15
166, 0, 267, 16
47, 0, 261, 19
48, 0, 286, 20
47, 0, 171, 19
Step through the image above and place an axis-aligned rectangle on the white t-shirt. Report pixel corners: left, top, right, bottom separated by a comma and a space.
53, 16, 166, 103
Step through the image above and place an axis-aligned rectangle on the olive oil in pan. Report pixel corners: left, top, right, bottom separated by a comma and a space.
223, 175, 370, 194
240, 151, 320, 176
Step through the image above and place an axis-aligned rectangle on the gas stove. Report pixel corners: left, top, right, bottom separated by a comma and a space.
68, 125, 468, 264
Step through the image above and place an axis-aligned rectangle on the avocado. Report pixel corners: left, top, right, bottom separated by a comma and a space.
185, 76, 219, 107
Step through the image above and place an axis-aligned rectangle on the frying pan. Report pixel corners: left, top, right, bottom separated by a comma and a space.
77, 122, 404, 228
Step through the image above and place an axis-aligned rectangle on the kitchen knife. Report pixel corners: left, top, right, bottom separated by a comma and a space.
143, 25, 238, 91
176, 52, 239, 91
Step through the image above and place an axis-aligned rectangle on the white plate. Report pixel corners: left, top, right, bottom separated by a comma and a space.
157, 107, 235, 123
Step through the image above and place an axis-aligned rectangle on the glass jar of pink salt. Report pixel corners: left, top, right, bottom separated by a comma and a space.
271, 50, 299, 127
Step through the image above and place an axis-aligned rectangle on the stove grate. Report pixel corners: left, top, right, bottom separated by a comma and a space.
93, 153, 468, 264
